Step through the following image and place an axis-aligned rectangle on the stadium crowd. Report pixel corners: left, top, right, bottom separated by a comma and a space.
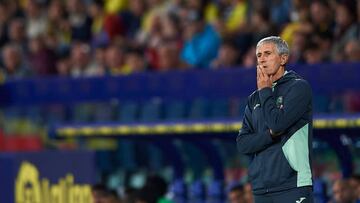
0, 0, 359, 80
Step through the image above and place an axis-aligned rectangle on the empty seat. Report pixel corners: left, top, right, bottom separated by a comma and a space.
139, 99, 162, 122
118, 102, 139, 122
188, 98, 209, 120
164, 100, 186, 120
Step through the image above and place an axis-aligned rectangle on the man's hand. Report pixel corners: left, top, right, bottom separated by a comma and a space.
257, 65, 272, 90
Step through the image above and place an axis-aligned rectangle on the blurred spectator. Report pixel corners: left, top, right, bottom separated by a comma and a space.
288, 31, 307, 64
106, 44, 128, 75
0, 2, 10, 47
281, 3, 313, 48
211, 39, 240, 69
45, 0, 71, 53
92, 45, 108, 75
24, 0, 47, 39
66, 0, 92, 42
55, 54, 71, 76
303, 40, 326, 64
331, 2, 357, 61
269, 0, 291, 26
0, 43, 31, 79
156, 40, 183, 71
330, 179, 356, 203
89, 0, 109, 45
249, 6, 278, 45
210, 0, 248, 36
227, 183, 245, 203
180, 10, 221, 68
124, 48, 148, 73
28, 36, 57, 75
119, 0, 146, 38
8, 18, 27, 51
242, 46, 256, 68
69, 42, 98, 77
344, 39, 360, 62
310, 0, 334, 39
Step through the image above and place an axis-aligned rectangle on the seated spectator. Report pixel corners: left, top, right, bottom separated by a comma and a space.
106, 44, 128, 75
303, 41, 326, 64
156, 40, 183, 72
211, 39, 240, 69
344, 39, 360, 62
27, 36, 57, 75
0, 43, 32, 79
69, 42, 99, 77
124, 48, 148, 74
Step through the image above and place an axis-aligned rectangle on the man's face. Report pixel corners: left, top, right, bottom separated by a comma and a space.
228, 190, 244, 203
256, 42, 284, 76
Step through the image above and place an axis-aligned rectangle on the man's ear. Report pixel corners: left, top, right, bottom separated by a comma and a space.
280, 54, 289, 66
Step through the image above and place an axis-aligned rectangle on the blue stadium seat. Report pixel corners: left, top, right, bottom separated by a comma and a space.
313, 178, 328, 203
189, 180, 206, 203
93, 102, 115, 122
206, 180, 224, 203
118, 102, 139, 122
45, 104, 67, 125
313, 95, 330, 113
210, 99, 229, 119
169, 179, 187, 203
72, 103, 94, 123
164, 100, 186, 120
139, 99, 162, 122
188, 98, 210, 120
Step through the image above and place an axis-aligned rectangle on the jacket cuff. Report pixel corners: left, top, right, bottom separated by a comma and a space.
258, 87, 272, 104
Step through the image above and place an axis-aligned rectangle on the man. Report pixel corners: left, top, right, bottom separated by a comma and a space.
237, 36, 313, 203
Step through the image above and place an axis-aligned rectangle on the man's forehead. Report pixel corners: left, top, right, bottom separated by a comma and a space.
256, 42, 276, 54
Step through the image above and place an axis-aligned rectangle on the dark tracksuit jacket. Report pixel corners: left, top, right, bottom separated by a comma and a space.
237, 70, 313, 195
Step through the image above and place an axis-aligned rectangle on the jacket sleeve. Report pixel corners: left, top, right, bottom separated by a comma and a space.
236, 103, 274, 155
258, 80, 312, 134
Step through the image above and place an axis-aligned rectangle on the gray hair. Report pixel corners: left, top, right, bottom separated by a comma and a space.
256, 36, 290, 56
